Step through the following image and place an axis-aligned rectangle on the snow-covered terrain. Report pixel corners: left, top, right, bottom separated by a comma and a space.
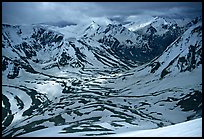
111, 118, 202, 137
2, 16, 202, 137
18, 118, 202, 137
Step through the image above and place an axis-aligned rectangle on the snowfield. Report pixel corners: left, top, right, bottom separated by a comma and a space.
111, 118, 202, 137
19, 118, 202, 137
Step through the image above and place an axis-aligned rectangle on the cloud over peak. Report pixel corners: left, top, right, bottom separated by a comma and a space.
2, 2, 202, 25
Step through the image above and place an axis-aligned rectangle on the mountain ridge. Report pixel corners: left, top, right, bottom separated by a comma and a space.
2, 16, 202, 137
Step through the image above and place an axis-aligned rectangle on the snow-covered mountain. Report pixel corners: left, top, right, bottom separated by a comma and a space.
124, 15, 191, 32
2, 16, 202, 137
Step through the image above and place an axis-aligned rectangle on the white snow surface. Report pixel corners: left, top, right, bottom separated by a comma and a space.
19, 118, 202, 137
124, 15, 191, 32
111, 118, 202, 137
124, 15, 156, 31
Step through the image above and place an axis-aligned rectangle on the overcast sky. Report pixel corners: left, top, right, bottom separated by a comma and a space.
2, 2, 202, 25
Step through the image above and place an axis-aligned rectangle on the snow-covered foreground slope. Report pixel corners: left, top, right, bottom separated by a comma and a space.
2, 17, 202, 137
111, 118, 202, 137
18, 118, 202, 137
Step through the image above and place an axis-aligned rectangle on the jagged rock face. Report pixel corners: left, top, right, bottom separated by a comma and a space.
135, 24, 185, 62
148, 21, 202, 79
2, 17, 202, 137
90, 19, 190, 65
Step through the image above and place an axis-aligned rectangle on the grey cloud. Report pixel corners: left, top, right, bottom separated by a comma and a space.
95, 2, 202, 18
2, 2, 202, 25
2, 2, 98, 25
